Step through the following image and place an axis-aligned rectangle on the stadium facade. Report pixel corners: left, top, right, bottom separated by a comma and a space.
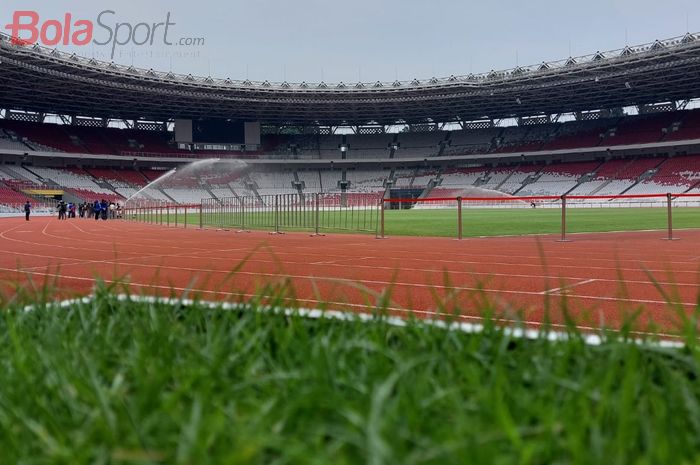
3, 31, 700, 125
1, 31, 700, 211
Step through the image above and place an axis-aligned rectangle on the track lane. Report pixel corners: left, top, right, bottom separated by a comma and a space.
1, 217, 699, 331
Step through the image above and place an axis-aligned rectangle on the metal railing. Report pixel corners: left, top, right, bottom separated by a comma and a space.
123, 192, 700, 241
124, 192, 381, 235
379, 193, 700, 241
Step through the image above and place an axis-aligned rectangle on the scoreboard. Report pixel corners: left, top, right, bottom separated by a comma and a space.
175, 119, 260, 146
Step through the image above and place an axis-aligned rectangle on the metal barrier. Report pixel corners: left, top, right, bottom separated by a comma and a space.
201, 193, 380, 234
379, 193, 700, 241
124, 201, 200, 229
123, 192, 700, 241
124, 193, 380, 235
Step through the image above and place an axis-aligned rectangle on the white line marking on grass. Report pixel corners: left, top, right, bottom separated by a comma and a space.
7, 274, 687, 347
21, 295, 95, 313
111, 294, 686, 349
541, 279, 598, 295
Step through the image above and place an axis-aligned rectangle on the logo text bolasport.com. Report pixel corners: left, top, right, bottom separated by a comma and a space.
4, 10, 205, 59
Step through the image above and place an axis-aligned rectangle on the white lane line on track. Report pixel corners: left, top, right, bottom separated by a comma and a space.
2, 225, 698, 309
14, 245, 254, 271
15, 238, 694, 279
1, 220, 218, 255
1, 265, 696, 309
540, 279, 599, 295
3, 220, 698, 306
0, 222, 255, 270
310, 256, 376, 265
2, 247, 699, 290
199, 243, 700, 267
6, 219, 699, 266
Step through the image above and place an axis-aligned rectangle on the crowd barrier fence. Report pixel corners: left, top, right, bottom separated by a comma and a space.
123, 192, 700, 241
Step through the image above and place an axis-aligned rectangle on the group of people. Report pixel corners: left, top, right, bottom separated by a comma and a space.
56, 200, 77, 220
21, 199, 123, 222
59, 200, 123, 220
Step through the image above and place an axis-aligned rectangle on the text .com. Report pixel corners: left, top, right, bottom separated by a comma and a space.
4, 10, 205, 59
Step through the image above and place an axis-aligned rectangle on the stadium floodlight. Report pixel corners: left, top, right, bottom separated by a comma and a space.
625, 81, 632, 89
516, 97, 522, 105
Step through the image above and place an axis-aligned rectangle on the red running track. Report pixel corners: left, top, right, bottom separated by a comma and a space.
1, 217, 699, 334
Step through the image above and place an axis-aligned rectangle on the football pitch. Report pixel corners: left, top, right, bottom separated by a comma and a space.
148, 206, 700, 237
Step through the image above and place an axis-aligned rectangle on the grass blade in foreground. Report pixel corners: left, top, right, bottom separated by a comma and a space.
2, 284, 700, 464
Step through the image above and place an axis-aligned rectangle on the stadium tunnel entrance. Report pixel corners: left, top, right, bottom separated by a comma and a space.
388, 188, 423, 209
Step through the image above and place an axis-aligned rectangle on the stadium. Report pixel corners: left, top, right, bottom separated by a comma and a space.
3, 5, 700, 462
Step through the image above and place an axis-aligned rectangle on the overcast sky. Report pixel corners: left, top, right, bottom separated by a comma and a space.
2, 0, 699, 83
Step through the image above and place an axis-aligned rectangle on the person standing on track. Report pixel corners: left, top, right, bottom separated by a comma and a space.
24, 201, 31, 221
93, 200, 101, 221
100, 199, 109, 220
57, 200, 67, 220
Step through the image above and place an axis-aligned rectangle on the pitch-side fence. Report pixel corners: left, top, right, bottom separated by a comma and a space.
124, 192, 699, 241
379, 192, 700, 241
125, 193, 380, 235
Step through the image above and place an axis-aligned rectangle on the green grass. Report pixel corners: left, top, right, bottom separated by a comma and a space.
135, 207, 700, 238
383, 207, 700, 237
2, 281, 700, 464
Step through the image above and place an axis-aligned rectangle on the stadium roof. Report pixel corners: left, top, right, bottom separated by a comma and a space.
2, 32, 700, 125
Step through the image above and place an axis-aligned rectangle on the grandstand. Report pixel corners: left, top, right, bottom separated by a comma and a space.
0, 31, 700, 212
1, 150, 699, 212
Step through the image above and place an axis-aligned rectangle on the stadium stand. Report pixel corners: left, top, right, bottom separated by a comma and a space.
0, 185, 34, 204
2, 110, 700, 207
623, 155, 700, 199
439, 167, 488, 187
604, 112, 677, 146
3, 108, 700, 160
517, 161, 600, 196
0, 152, 697, 208
445, 128, 499, 155
496, 165, 542, 194
395, 132, 444, 158
666, 111, 700, 141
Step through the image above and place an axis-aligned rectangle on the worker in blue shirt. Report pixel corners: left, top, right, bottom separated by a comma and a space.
93, 200, 101, 221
